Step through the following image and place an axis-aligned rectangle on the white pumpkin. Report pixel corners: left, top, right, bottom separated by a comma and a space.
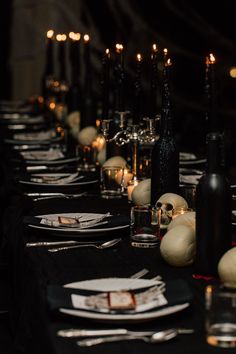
103, 156, 127, 168
160, 225, 196, 267
218, 248, 236, 288
168, 211, 196, 231
77, 126, 97, 146
131, 179, 151, 206
157, 193, 188, 210
66, 111, 80, 129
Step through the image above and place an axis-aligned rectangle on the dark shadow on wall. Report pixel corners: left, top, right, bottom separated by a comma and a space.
0, 1, 13, 100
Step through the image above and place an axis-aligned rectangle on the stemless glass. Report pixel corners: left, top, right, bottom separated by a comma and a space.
130, 205, 161, 247
100, 166, 124, 199
205, 284, 236, 348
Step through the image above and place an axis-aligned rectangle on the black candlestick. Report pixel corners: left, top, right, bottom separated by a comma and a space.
69, 32, 81, 85
57, 34, 67, 82
101, 48, 110, 120
114, 43, 125, 111
150, 43, 159, 119
133, 53, 142, 124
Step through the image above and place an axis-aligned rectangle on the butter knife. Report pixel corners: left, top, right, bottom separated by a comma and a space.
26, 240, 83, 247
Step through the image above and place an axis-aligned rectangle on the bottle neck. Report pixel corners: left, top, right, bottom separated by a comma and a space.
160, 72, 173, 138
206, 133, 224, 173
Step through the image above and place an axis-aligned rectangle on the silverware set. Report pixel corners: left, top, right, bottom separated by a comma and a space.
56, 327, 194, 346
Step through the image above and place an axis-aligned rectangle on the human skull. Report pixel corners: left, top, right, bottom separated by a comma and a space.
156, 202, 173, 227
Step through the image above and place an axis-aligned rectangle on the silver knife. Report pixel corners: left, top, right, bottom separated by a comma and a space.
26, 240, 83, 247
57, 328, 194, 338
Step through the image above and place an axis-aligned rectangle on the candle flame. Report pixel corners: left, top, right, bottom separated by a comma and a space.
115, 43, 124, 53
69, 32, 81, 41
166, 58, 172, 66
56, 34, 67, 41
105, 48, 110, 55
209, 53, 216, 64
137, 53, 142, 62
163, 48, 168, 56
152, 43, 158, 52
47, 30, 54, 39
84, 34, 90, 42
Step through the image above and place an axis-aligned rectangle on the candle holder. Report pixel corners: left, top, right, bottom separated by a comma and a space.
100, 112, 159, 183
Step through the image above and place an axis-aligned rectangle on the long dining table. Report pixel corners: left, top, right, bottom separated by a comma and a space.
4, 187, 235, 354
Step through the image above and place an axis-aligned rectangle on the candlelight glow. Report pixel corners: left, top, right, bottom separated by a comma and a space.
230, 67, 236, 78
69, 32, 81, 41
115, 43, 124, 53
84, 34, 90, 42
166, 58, 172, 66
49, 102, 56, 110
56, 34, 67, 41
105, 48, 110, 55
152, 43, 158, 52
209, 53, 216, 64
136, 53, 142, 62
163, 48, 168, 56
47, 30, 54, 39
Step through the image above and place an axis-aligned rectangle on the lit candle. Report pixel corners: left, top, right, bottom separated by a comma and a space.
101, 48, 110, 120
56, 33, 67, 81
69, 32, 81, 84
133, 53, 142, 124
127, 179, 139, 201
83, 34, 90, 73
206, 53, 219, 132
45, 30, 54, 76
115, 43, 125, 111
150, 43, 159, 119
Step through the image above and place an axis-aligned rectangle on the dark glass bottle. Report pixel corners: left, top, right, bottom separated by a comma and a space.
150, 61, 179, 206
195, 132, 232, 276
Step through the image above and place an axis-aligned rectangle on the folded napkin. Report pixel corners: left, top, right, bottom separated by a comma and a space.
30, 172, 80, 184
21, 149, 65, 161
24, 214, 130, 231
14, 130, 52, 141
47, 278, 192, 314
179, 174, 201, 185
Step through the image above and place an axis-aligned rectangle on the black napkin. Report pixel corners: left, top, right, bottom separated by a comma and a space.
47, 278, 192, 313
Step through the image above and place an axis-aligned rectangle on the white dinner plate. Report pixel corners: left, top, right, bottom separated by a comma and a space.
59, 303, 190, 322
19, 177, 98, 187
27, 213, 130, 235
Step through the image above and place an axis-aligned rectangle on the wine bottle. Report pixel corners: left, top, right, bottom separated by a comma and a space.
150, 57, 179, 206
195, 132, 232, 276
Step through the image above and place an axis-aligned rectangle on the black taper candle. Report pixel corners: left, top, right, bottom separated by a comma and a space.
56, 33, 67, 82
205, 53, 221, 133
69, 32, 81, 85
150, 43, 159, 119
114, 43, 125, 111
133, 53, 142, 124
101, 48, 110, 120
45, 29, 54, 76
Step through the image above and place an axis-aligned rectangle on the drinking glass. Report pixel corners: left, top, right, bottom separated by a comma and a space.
100, 166, 124, 199
205, 284, 236, 348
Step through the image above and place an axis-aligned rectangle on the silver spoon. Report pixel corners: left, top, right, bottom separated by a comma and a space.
48, 238, 121, 253
77, 328, 178, 347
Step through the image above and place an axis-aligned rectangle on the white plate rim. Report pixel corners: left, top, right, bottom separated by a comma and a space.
19, 178, 98, 187
59, 302, 190, 321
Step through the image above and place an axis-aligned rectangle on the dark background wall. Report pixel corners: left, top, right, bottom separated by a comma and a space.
0, 1, 12, 99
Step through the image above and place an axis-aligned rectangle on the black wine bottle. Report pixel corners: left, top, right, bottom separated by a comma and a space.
150, 59, 179, 206
195, 132, 232, 276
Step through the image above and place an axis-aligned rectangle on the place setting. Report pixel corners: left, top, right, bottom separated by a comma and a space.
24, 212, 130, 238
46, 274, 193, 324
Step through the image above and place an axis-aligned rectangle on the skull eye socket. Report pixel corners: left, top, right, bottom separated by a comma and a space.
156, 202, 174, 211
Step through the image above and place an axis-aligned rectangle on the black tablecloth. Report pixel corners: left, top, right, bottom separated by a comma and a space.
4, 194, 236, 354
